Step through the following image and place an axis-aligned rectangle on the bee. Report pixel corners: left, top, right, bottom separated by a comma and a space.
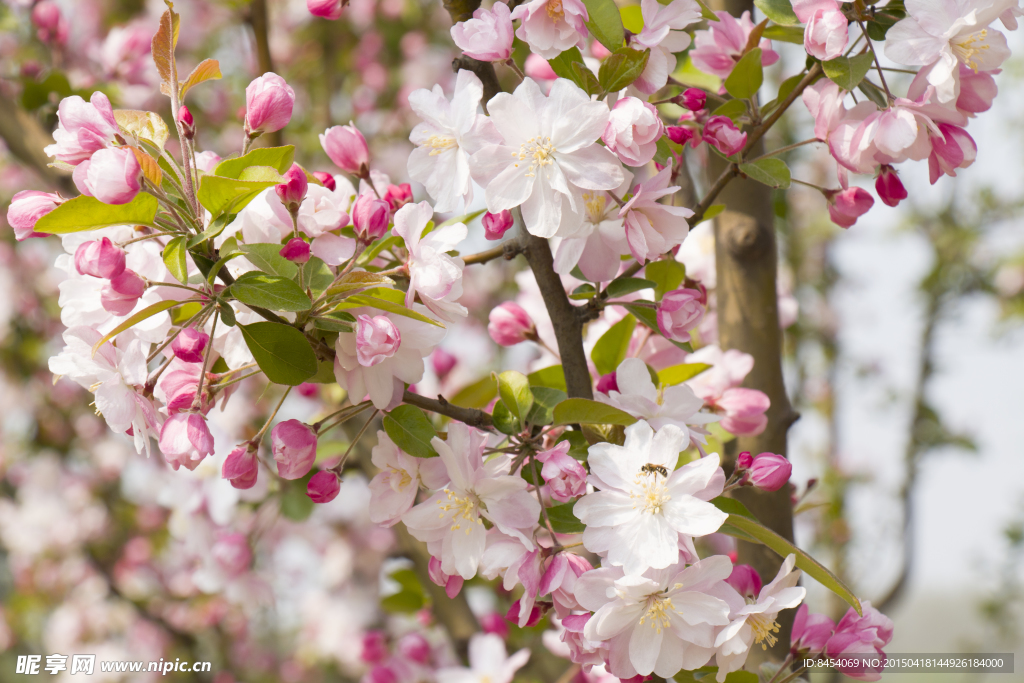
640, 463, 669, 478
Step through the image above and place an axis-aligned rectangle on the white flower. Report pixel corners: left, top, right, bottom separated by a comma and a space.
392, 201, 468, 321
368, 430, 448, 526
629, 0, 703, 94
470, 78, 624, 238
714, 555, 806, 681
510, 0, 590, 60
435, 633, 530, 683
884, 0, 1015, 102
551, 172, 633, 283
402, 422, 540, 579
408, 70, 499, 212
573, 421, 727, 576
574, 556, 734, 678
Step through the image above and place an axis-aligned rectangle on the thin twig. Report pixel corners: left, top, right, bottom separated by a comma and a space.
330, 409, 379, 473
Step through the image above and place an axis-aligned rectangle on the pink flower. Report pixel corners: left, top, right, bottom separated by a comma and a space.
510, 0, 589, 60
703, 115, 747, 157
506, 599, 543, 627
355, 314, 401, 367
222, 444, 259, 489
620, 166, 693, 263
75, 238, 126, 279
320, 123, 370, 175
194, 151, 222, 173
245, 72, 295, 135
178, 105, 195, 139
159, 413, 215, 471
656, 287, 706, 342
212, 533, 252, 576
793, 0, 848, 61
275, 163, 308, 214
279, 237, 311, 263
428, 555, 464, 598
874, 165, 907, 208
431, 347, 457, 378
825, 601, 894, 681
31, 1, 68, 45
690, 10, 780, 78
483, 210, 514, 240
451, 2, 515, 62
488, 302, 536, 346
928, 123, 977, 184
396, 633, 432, 664
536, 441, 587, 502
957, 65, 999, 116
747, 452, 791, 491
602, 97, 665, 167
307, 470, 341, 503
307, 0, 344, 20
524, 54, 558, 81
716, 387, 770, 436
383, 183, 413, 213
75, 147, 142, 205
171, 328, 209, 364
44, 92, 118, 165
361, 631, 388, 664
100, 269, 146, 316
827, 186, 874, 229
725, 564, 762, 599
559, 613, 606, 669
351, 193, 390, 241
7, 190, 62, 241
313, 171, 337, 191
364, 665, 398, 683
677, 87, 707, 111
271, 419, 318, 480
666, 125, 695, 146
480, 612, 509, 637
595, 371, 618, 393
791, 604, 835, 655
160, 362, 204, 414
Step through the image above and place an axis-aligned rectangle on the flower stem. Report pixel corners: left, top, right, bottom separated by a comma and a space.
330, 408, 379, 474
189, 311, 218, 411
251, 385, 293, 444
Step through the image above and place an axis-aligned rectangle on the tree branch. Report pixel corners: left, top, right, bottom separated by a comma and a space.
462, 240, 522, 266
402, 390, 493, 428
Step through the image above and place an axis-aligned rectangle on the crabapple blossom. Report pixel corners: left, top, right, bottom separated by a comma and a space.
628, 0, 703, 94
451, 3, 515, 62
790, 604, 835, 654
100, 269, 146, 316
574, 420, 727, 575
384, 183, 412, 212
354, 314, 401, 367
307, 0, 344, 19
702, 116, 747, 157
171, 328, 209, 364
827, 186, 874, 228
725, 564, 762, 599
31, 1, 67, 44
275, 163, 309, 215
792, 0, 849, 61
715, 387, 770, 436
488, 301, 536, 346
429, 555, 465, 598
222, 444, 259, 489
825, 600, 894, 681
690, 11, 780, 78
510, 0, 589, 60
657, 288, 706, 342
677, 88, 707, 111
929, 122, 978, 183
307, 470, 341, 503
271, 419, 318, 480
279, 237, 311, 263
43, 91, 118, 165
75, 147, 142, 205
470, 78, 624, 239
194, 150, 222, 173
602, 97, 665, 167
392, 201, 468, 320
875, 165, 908, 207
483, 210, 514, 240
434, 633, 529, 683
74, 237, 126, 279
620, 166, 694, 263
159, 413, 216, 472
244, 72, 295, 135
536, 441, 587, 502
551, 171, 632, 281
7, 190, 62, 241
667, 124, 696, 146
313, 171, 337, 190
321, 123, 370, 175
597, 358, 715, 439
368, 430, 448, 526
747, 453, 792, 491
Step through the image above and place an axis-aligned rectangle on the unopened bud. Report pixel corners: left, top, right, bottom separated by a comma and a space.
178, 105, 195, 139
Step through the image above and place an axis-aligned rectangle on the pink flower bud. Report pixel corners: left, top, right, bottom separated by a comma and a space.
100, 269, 145, 316
361, 631, 388, 664
482, 210, 514, 240
6, 190, 62, 241
747, 452, 791, 492
307, 469, 341, 503
159, 413, 215, 471
32, 1, 68, 45
666, 125, 695, 146
791, 604, 835, 655
725, 564, 762, 599
271, 419, 318, 480
450, 2, 514, 62
487, 302, 535, 346
351, 193, 390, 241
313, 171, 336, 191
194, 150, 222, 174
430, 347, 457, 378
78, 147, 142, 205
595, 371, 618, 394
536, 441, 587, 502
717, 387, 770, 436
383, 183, 413, 213
676, 88, 707, 111
524, 53, 557, 81
396, 634, 432, 664
603, 96, 665, 167
505, 599, 543, 627
427, 556, 464, 598
74, 237, 126, 279
171, 328, 209, 364
275, 163, 308, 214
161, 365, 203, 414
279, 237, 311, 264
874, 165, 907, 208
355, 314, 401, 367
736, 450, 753, 470
479, 612, 509, 638
307, 0, 344, 20
178, 105, 195, 139
320, 123, 370, 175
297, 382, 319, 398
657, 288, 706, 342
826, 186, 874, 228
245, 72, 295, 135
704, 116, 747, 157
223, 443, 259, 489
212, 532, 252, 576
364, 666, 398, 683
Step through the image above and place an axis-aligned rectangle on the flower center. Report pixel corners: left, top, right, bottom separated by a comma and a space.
387, 465, 413, 490
424, 134, 458, 156
546, 0, 564, 21
438, 490, 482, 535
638, 595, 674, 633
952, 29, 991, 71
582, 191, 610, 224
748, 612, 781, 650
513, 136, 557, 178
631, 476, 671, 514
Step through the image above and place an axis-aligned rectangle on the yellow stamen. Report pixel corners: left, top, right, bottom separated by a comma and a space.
546, 0, 564, 21
638, 595, 674, 633
424, 134, 458, 156
952, 29, 992, 72
515, 136, 557, 178
748, 613, 781, 650
631, 475, 671, 514
437, 490, 482, 535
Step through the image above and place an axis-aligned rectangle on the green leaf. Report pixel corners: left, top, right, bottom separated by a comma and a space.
721, 512, 863, 616
753, 0, 799, 25
570, 283, 598, 300
859, 78, 889, 108
658, 362, 712, 386
383, 405, 439, 458
34, 193, 159, 234
337, 295, 444, 328
280, 478, 314, 521
582, 0, 625, 51
450, 375, 498, 409
619, 4, 643, 32
238, 165, 285, 183
645, 260, 686, 301
205, 252, 244, 285
238, 243, 299, 278
695, 0, 719, 21
312, 315, 355, 333
492, 401, 520, 435
496, 370, 534, 425
711, 98, 749, 122
526, 386, 568, 427
163, 236, 189, 284
724, 48, 764, 100
598, 47, 650, 93
604, 277, 655, 299
528, 365, 567, 392
218, 301, 237, 327
866, 10, 903, 41
762, 24, 805, 44
91, 300, 182, 355
739, 158, 792, 189
591, 314, 636, 376
214, 146, 295, 178
229, 272, 312, 312
381, 591, 425, 613
237, 321, 318, 385
822, 53, 875, 91
548, 47, 587, 81
359, 234, 401, 265
553, 398, 638, 426
187, 213, 234, 248
547, 502, 586, 534
556, 430, 590, 460
572, 61, 603, 97
198, 174, 279, 218
697, 204, 726, 225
